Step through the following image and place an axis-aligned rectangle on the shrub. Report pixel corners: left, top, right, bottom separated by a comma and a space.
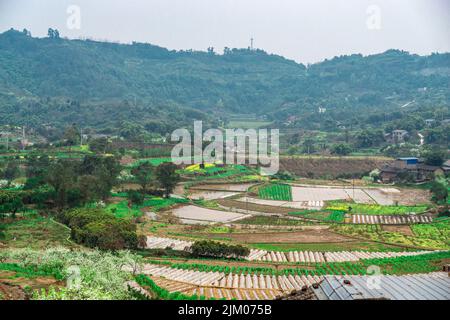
127, 190, 144, 206
191, 240, 250, 259
60, 208, 138, 250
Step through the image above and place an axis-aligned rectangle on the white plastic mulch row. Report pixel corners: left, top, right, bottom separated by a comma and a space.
139, 264, 322, 291
247, 249, 437, 263
257, 250, 326, 263
247, 249, 268, 261
145, 236, 194, 251
141, 264, 224, 286
351, 214, 432, 225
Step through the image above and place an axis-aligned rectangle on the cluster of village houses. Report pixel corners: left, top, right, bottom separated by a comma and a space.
380, 157, 450, 183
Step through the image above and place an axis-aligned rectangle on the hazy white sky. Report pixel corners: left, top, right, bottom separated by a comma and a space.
0, 0, 449, 63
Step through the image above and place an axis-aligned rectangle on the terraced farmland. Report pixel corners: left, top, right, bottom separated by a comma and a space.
138, 236, 438, 263
128, 251, 450, 300
132, 264, 322, 299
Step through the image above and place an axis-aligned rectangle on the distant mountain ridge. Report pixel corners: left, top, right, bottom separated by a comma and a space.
0, 28, 448, 133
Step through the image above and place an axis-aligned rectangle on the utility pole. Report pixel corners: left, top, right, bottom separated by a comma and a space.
250, 37, 254, 51
80, 127, 83, 146
352, 179, 355, 200
22, 126, 26, 151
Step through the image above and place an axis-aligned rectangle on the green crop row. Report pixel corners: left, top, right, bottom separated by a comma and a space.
0, 262, 65, 280
332, 223, 450, 250
289, 209, 345, 222
104, 196, 188, 218
258, 183, 292, 201
326, 201, 428, 216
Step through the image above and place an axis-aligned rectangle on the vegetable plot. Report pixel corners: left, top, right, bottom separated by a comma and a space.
258, 183, 292, 201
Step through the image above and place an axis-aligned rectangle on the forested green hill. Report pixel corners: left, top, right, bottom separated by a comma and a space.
0, 28, 448, 135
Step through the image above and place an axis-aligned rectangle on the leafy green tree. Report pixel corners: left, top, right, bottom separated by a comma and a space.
331, 143, 352, 156
424, 127, 448, 145
63, 124, 79, 146
287, 146, 300, 156
77, 175, 102, 205
131, 162, 154, 194
355, 129, 384, 148
24, 155, 50, 190
127, 190, 144, 206
3, 161, 20, 182
22, 28, 31, 37
0, 190, 24, 218
155, 163, 180, 198
424, 149, 445, 166
89, 137, 111, 154
25, 185, 55, 208
287, 133, 301, 145
46, 160, 78, 210
119, 121, 144, 140
80, 155, 121, 199
302, 138, 315, 154
430, 181, 448, 204
47, 28, 60, 39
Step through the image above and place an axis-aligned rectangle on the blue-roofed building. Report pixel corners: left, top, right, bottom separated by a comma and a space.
396, 157, 418, 166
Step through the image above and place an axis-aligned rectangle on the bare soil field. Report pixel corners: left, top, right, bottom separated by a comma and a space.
190, 183, 257, 192
188, 190, 240, 200
235, 197, 310, 209
173, 183, 187, 197
208, 229, 353, 244
0, 283, 26, 300
0, 270, 62, 300
288, 185, 430, 206
171, 205, 250, 224
382, 225, 414, 236
280, 156, 391, 179
385, 188, 431, 205
217, 199, 294, 214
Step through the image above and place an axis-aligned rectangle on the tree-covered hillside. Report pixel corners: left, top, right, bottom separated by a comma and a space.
0, 28, 448, 135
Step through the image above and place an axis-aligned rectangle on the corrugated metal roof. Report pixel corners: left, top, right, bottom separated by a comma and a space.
313, 273, 450, 300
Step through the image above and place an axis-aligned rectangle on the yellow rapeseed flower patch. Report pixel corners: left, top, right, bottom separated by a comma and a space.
185, 163, 214, 172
